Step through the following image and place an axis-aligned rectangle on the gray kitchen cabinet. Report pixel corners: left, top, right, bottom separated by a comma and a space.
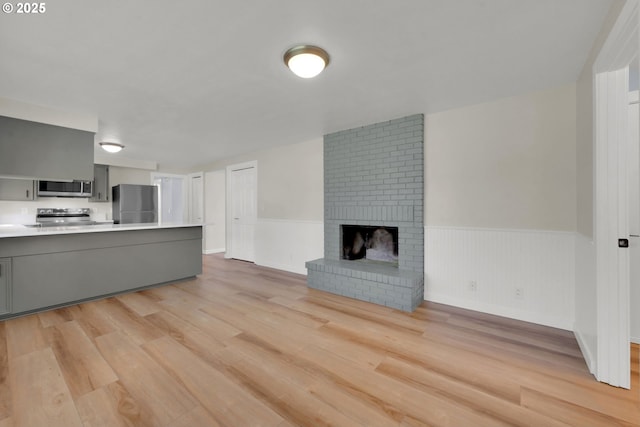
1, 226, 202, 317
90, 164, 110, 202
0, 177, 34, 201
0, 258, 11, 315
0, 115, 94, 181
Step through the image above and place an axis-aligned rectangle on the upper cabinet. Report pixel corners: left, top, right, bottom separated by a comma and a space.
90, 164, 110, 202
0, 178, 34, 201
0, 116, 94, 181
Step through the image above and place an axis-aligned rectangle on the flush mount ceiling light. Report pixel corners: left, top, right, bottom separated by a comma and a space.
283, 45, 330, 78
99, 142, 124, 153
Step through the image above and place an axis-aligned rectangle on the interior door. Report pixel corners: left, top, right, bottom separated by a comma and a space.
189, 173, 203, 224
230, 166, 257, 262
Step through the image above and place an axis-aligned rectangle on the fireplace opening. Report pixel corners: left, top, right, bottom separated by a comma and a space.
341, 225, 398, 266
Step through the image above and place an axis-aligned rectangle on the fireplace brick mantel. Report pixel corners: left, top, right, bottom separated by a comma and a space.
306, 114, 424, 312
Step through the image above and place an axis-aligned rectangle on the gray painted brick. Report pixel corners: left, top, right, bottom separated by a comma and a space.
312, 114, 425, 311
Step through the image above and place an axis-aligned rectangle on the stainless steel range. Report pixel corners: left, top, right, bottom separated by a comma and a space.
35, 208, 97, 227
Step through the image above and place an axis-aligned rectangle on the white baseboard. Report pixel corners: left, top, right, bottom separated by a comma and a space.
424, 226, 575, 331
632, 337, 640, 345
574, 327, 596, 374
204, 248, 225, 255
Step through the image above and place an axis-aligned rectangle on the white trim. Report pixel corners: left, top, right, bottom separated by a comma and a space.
574, 328, 596, 374
594, 0, 639, 73
426, 224, 575, 236
592, 0, 638, 388
424, 225, 575, 331
204, 248, 226, 255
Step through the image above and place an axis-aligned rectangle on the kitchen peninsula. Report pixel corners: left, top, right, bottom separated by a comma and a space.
0, 223, 202, 319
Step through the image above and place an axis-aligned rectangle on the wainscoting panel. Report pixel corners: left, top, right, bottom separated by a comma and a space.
255, 219, 324, 275
425, 226, 575, 330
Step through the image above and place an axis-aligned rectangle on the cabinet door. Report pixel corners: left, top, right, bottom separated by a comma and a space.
0, 258, 11, 315
0, 178, 34, 201
90, 164, 110, 202
0, 116, 94, 181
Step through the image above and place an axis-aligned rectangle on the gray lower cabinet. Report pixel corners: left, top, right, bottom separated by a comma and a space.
0, 258, 11, 315
2, 226, 202, 317
90, 164, 110, 202
0, 177, 34, 201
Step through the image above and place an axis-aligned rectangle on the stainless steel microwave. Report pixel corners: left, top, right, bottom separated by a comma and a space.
36, 180, 92, 198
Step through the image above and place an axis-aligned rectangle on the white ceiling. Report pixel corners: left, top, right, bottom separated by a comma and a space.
0, 0, 614, 171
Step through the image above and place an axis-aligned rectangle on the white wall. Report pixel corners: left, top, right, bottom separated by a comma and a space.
425, 84, 576, 231
423, 84, 577, 330
205, 138, 323, 221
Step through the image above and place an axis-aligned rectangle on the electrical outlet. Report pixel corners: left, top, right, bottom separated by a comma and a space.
515, 288, 524, 299
468, 281, 477, 292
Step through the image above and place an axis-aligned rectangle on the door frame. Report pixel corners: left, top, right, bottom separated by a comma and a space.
225, 160, 258, 260
593, 0, 638, 389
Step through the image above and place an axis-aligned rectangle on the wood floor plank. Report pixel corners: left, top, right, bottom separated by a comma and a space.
295, 342, 516, 427
9, 348, 82, 427
143, 335, 284, 427
95, 331, 197, 426
521, 387, 637, 427
320, 320, 524, 403
115, 292, 162, 317
144, 309, 228, 365
167, 405, 223, 427
94, 298, 163, 345
157, 297, 242, 341
5, 315, 47, 360
73, 301, 118, 343
75, 385, 136, 427
376, 355, 570, 427
216, 346, 364, 427
37, 305, 82, 329
42, 320, 118, 399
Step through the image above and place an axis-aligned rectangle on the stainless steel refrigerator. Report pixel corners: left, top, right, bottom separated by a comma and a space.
112, 184, 158, 224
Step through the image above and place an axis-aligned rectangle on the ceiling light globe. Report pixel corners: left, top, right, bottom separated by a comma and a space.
284, 45, 330, 79
99, 142, 124, 153
288, 53, 326, 78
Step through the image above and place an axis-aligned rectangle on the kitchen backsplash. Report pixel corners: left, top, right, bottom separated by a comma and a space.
0, 199, 112, 224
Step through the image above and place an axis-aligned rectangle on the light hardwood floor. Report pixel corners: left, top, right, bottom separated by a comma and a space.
0, 253, 638, 426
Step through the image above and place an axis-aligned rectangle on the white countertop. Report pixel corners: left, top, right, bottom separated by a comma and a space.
0, 222, 202, 238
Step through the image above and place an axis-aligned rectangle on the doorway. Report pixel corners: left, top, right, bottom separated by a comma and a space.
226, 161, 257, 262
151, 173, 185, 224
593, 0, 639, 389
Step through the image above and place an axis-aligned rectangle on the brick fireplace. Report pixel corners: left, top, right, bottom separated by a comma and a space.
306, 114, 424, 312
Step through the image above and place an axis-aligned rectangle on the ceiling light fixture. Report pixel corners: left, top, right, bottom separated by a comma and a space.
99, 142, 124, 153
284, 45, 330, 78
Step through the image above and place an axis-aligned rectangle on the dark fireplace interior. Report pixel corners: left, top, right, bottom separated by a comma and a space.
341, 225, 399, 266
